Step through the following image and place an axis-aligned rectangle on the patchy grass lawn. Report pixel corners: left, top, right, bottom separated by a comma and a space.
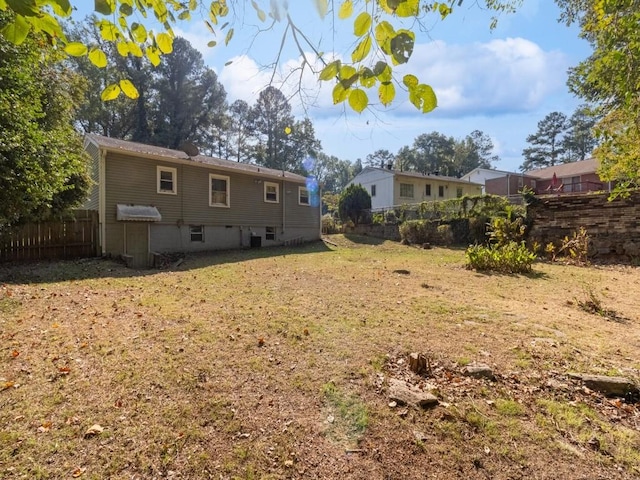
1, 234, 639, 479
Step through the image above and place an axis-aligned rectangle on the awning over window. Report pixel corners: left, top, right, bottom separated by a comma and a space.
116, 204, 161, 222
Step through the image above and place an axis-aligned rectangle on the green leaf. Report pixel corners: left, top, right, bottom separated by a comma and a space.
403, 74, 418, 88
225, 28, 233, 45
390, 31, 414, 65
319, 60, 340, 81
30, 13, 63, 39
178, 10, 191, 20
359, 67, 376, 88
119, 3, 133, 16
332, 83, 348, 105
314, 0, 328, 18
119, 79, 139, 99
410, 84, 437, 113
116, 41, 130, 56
353, 12, 371, 36
251, 0, 266, 22
64, 42, 88, 56
351, 35, 372, 63
375, 63, 392, 83
88, 48, 108, 67
378, 82, 395, 106
339, 65, 358, 88
374, 20, 394, 54
156, 32, 173, 53
94, 0, 115, 15
146, 45, 161, 66
372, 61, 387, 76
207, 40, 217, 47
127, 42, 143, 57
101, 83, 121, 101
131, 23, 147, 43
348, 88, 368, 113
97, 20, 119, 41
49, 0, 72, 16
6, 0, 38, 16
1, 15, 30, 44
396, 0, 419, 17
338, 0, 353, 19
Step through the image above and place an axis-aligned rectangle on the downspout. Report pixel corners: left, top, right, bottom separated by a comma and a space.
99, 148, 107, 256
507, 174, 510, 197
282, 178, 286, 237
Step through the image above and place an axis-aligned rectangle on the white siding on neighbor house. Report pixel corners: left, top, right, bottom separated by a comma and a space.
460, 168, 512, 194
348, 169, 394, 210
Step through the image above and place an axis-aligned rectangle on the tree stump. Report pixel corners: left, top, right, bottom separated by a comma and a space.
409, 353, 428, 375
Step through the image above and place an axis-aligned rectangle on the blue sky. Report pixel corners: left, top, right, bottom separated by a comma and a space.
77, 1, 592, 172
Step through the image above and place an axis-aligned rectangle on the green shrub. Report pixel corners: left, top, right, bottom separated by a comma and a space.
448, 218, 471, 245
371, 213, 385, 225
399, 220, 439, 244
488, 208, 527, 247
468, 215, 490, 244
436, 224, 454, 245
322, 214, 340, 234
465, 241, 536, 274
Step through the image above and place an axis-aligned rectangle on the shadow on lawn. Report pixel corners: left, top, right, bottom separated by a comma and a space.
343, 233, 388, 245
0, 240, 333, 285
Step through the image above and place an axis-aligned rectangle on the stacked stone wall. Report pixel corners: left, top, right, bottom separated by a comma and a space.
527, 192, 640, 257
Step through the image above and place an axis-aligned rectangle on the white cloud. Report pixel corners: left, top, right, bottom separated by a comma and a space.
401, 37, 568, 116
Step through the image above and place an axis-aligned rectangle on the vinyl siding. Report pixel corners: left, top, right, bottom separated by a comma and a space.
102, 152, 319, 255
83, 141, 101, 211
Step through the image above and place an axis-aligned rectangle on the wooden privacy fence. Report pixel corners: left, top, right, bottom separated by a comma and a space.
0, 210, 99, 262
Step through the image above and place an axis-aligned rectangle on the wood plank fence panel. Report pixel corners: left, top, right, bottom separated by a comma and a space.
0, 210, 99, 262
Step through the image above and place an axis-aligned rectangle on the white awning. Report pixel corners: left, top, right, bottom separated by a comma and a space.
116, 204, 161, 222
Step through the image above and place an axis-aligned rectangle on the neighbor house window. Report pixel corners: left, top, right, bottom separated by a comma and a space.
425, 184, 431, 196
438, 185, 445, 197
190, 225, 204, 242
266, 226, 276, 240
399, 183, 414, 198
209, 174, 230, 207
157, 166, 177, 194
299, 187, 310, 205
264, 182, 279, 203
456, 187, 463, 198
371, 185, 376, 197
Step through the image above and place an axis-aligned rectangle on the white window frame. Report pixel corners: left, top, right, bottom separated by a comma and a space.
209, 174, 230, 208
157, 166, 177, 195
298, 186, 310, 206
190, 225, 204, 242
371, 185, 376, 197
265, 226, 276, 240
264, 182, 280, 203
399, 183, 414, 198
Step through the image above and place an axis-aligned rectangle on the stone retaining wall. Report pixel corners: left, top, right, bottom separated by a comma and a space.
527, 192, 640, 258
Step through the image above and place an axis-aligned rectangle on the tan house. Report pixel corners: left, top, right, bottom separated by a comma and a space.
347, 167, 483, 210
83, 134, 320, 267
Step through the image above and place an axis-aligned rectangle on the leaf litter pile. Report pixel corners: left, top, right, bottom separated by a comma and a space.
1, 235, 640, 479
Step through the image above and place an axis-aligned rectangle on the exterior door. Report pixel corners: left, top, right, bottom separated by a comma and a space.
125, 223, 149, 268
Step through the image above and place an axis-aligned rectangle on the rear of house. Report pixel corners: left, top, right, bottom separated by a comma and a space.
348, 167, 482, 210
84, 135, 320, 267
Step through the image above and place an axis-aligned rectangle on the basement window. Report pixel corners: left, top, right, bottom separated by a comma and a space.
190, 225, 204, 242
266, 226, 276, 240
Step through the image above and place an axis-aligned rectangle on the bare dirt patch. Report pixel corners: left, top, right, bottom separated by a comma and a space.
1, 235, 639, 479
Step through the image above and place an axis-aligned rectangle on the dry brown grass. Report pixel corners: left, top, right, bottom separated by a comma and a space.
1, 234, 639, 479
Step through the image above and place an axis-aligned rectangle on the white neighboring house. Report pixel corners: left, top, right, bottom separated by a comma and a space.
460, 168, 515, 194
348, 167, 483, 210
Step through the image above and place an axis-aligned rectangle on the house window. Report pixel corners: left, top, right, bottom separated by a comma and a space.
210, 174, 230, 207
425, 184, 431, 196
266, 226, 276, 240
456, 187, 463, 198
371, 185, 376, 197
264, 182, 279, 203
399, 183, 414, 198
438, 185, 445, 197
299, 187, 310, 206
190, 225, 204, 242
157, 166, 177, 194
